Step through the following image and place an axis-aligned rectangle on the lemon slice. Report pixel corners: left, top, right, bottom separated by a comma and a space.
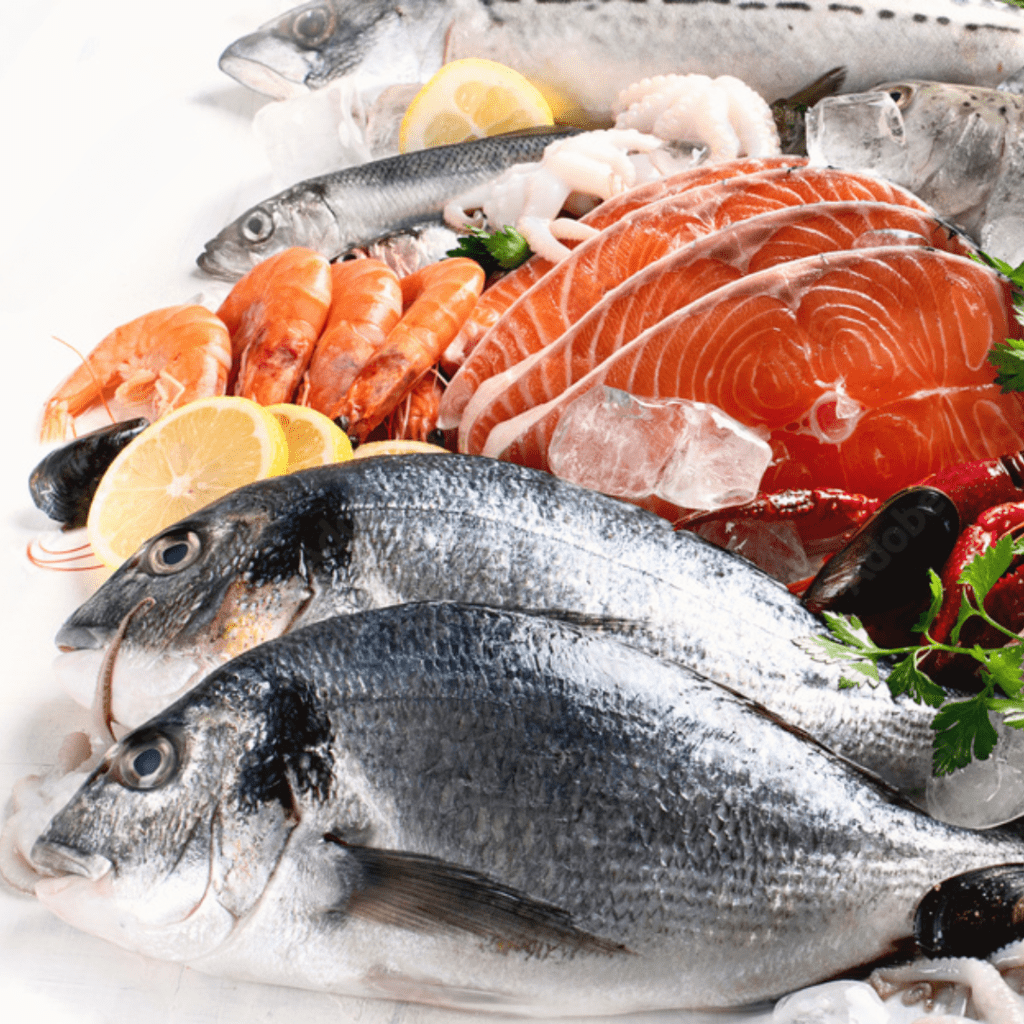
353, 439, 451, 459
399, 58, 553, 152
267, 404, 353, 472
87, 396, 288, 568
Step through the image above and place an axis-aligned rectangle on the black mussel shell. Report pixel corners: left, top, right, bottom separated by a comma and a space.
29, 418, 148, 529
802, 486, 960, 617
916, 864, 1024, 959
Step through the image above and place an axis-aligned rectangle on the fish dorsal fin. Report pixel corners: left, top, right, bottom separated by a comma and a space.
324, 834, 630, 958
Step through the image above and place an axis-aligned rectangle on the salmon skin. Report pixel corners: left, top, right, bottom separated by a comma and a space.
488, 248, 1024, 498
197, 127, 578, 280
217, 0, 1024, 116
58, 454, 935, 791
31, 603, 1024, 1014
459, 201, 977, 457
441, 163, 934, 434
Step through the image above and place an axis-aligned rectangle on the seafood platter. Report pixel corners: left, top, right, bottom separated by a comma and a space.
12, 0, 1024, 1021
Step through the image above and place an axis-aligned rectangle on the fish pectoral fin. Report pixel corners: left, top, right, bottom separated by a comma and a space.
323, 834, 630, 958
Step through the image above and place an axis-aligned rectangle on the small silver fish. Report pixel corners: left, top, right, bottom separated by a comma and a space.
31, 603, 1024, 1013
807, 79, 1024, 264
56, 454, 937, 792
197, 128, 576, 279
219, 0, 1024, 115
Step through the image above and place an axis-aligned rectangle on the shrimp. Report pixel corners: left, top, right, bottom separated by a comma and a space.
297, 258, 403, 419
335, 258, 484, 441
39, 306, 231, 442
384, 371, 444, 443
217, 247, 332, 406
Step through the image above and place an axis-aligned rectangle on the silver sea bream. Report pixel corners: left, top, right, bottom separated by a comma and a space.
219, 0, 1024, 113
55, 454, 937, 793
31, 603, 1024, 1015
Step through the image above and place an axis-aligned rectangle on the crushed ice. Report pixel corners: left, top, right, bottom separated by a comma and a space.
547, 386, 772, 510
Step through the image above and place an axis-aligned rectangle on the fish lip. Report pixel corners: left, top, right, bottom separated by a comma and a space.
54, 622, 113, 652
31, 839, 112, 882
196, 247, 243, 281
218, 45, 313, 100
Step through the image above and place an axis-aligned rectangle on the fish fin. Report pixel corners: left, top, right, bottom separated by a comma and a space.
323, 834, 631, 958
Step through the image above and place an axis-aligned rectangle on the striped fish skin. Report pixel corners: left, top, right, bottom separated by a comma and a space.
58, 454, 936, 791
196, 128, 577, 280
32, 604, 1024, 1014
218, 0, 1024, 113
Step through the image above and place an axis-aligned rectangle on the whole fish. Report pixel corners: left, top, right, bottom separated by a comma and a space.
57, 454, 935, 792
807, 79, 1024, 264
197, 128, 576, 280
218, 0, 1024, 114
31, 603, 1024, 1014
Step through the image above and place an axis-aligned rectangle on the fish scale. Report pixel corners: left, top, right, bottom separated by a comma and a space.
32, 604, 1024, 1014
59, 454, 939, 791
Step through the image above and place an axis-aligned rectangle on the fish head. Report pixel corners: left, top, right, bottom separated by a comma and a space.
53, 473, 357, 727
807, 80, 1011, 227
197, 190, 344, 281
31, 677, 300, 961
218, 0, 454, 101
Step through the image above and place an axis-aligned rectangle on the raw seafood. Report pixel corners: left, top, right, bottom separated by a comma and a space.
55, 454, 938, 792
31, 603, 1024, 1013
487, 248, 1024, 498
217, 0, 1024, 114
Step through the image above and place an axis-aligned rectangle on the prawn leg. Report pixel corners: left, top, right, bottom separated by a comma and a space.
385, 371, 444, 443
337, 258, 484, 441
299, 259, 403, 420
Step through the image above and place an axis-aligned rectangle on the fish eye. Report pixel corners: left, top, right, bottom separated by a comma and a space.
114, 733, 178, 790
146, 530, 202, 575
292, 5, 336, 47
241, 209, 274, 244
886, 85, 914, 109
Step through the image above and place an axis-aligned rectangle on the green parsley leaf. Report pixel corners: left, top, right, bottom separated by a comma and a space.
912, 569, 945, 634
446, 225, 532, 274
988, 338, 1024, 393
959, 533, 1014, 598
976, 645, 1024, 698
932, 695, 999, 776
886, 655, 946, 708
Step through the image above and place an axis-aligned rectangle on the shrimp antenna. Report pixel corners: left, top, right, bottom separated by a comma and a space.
52, 335, 117, 429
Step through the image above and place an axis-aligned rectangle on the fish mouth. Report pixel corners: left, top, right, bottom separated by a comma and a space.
31, 839, 112, 882
55, 622, 113, 652
196, 247, 245, 282
218, 44, 313, 100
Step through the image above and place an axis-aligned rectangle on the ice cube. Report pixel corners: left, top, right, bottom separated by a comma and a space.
773, 981, 892, 1024
693, 518, 816, 585
926, 713, 1024, 828
547, 386, 772, 510
805, 92, 907, 179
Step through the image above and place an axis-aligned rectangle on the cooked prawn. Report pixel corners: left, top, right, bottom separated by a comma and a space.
335, 258, 484, 441
39, 305, 232, 442
217, 247, 332, 406
384, 371, 444, 443
297, 259, 403, 419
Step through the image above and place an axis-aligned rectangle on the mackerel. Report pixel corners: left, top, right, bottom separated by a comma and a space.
197, 127, 577, 279
219, 0, 1024, 114
57, 454, 936, 792
32, 604, 1024, 1013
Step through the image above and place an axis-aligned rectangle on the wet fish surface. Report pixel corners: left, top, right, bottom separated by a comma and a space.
219, 0, 1024, 114
807, 79, 1024, 264
58, 454, 937, 792
31, 603, 1024, 1014
197, 128, 577, 279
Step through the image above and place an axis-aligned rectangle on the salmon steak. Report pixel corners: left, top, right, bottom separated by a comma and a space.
459, 201, 977, 456
485, 247, 1024, 498
442, 165, 933, 433
437, 156, 808, 421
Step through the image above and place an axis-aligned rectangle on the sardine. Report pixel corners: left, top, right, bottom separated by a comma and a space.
218, 0, 1024, 113
807, 79, 1024, 264
197, 128, 576, 280
56, 454, 937, 792
32, 603, 1024, 1014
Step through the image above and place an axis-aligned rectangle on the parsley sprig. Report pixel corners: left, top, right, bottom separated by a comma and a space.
813, 534, 1024, 776
973, 250, 1024, 391
446, 225, 532, 275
